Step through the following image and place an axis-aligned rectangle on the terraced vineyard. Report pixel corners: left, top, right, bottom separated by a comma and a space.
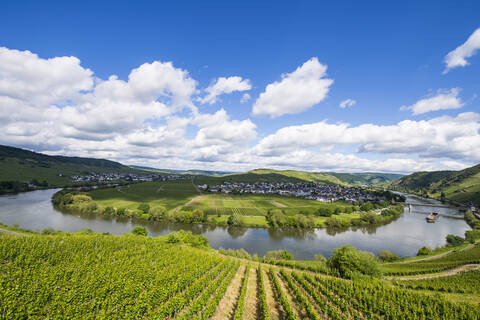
381, 244, 480, 275
1, 233, 479, 319
393, 270, 480, 294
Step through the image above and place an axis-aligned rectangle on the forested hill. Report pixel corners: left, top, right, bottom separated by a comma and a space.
391, 164, 480, 205
245, 169, 403, 186
0, 145, 141, 187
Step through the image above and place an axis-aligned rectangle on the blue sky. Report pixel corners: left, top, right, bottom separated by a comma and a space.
1, 0, 479, 173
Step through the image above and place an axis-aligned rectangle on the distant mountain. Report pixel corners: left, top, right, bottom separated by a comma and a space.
245, 169, 403, 186
0, 145, 143, 186
130, 165, 236, 176
391, 164, 480, 205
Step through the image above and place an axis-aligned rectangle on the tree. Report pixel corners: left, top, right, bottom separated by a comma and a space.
264, 250, 293, 261
227, 213, 245, 226
446, 234, 464, 246
440, 192, 446, 203
377, 250, 400, 262
137, 203, 150, 214
327, 245, 381, 278
131, 226, 148, 236
417, 246, 433, 256
313, 254, 327, 263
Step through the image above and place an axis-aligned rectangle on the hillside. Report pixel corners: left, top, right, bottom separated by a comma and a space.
131, 165, 236, 176
391, 164, 480, 205
246, 169, 403, 186
1, 232, 479, 319
0, 145, 143, 186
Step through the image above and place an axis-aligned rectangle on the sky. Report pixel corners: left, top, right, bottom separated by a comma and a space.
0, 0, 479, 173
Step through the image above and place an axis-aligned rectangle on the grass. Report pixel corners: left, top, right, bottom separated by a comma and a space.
89, 180, 198, 211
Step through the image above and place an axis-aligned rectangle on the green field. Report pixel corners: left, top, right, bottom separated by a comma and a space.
84, 180, 363, 227
89, 180, 198, 211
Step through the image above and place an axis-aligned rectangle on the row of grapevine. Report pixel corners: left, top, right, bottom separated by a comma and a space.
279, 269, 319, 320
296, 273, 348, 320
192, 262, 240, 320
233, 265, 251, 320
268, 268, 298, 320
257, 266, 270, 320
177, 261, 239, 319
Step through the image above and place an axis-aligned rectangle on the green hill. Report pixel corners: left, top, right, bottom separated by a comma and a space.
1, 232, 478, 319
0, 145, 143, 187
243, 169, 402, 186
391, 164, 480, 205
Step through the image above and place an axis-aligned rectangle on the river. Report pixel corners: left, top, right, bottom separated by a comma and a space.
0, 189, 470, 259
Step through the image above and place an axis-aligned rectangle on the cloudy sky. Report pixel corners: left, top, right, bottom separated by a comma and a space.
1, 1, 479, 173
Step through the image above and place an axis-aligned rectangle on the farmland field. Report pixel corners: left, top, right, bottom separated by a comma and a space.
85, 180, 362, 228
88, 180, 198, 211
1, 233, 479, 319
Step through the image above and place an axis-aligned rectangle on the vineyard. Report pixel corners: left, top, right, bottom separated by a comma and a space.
1, 233, 480, 319
380, 244, 480, 275
393, 270, 480, 294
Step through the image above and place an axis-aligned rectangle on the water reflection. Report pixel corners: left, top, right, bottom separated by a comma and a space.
0, 189, 471, 259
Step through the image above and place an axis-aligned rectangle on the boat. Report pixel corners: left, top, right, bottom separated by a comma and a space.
426, 212, 439, 222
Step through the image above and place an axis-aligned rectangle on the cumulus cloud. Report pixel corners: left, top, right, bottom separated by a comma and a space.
400, 88, 464, 115
254, 112, 480, 163
252, 57, 333, 118
0, 46, 476, 174
339, 99, 356, 108
240, 93, 251, 103
198, 76, 251, 104
444, 28, 480, 73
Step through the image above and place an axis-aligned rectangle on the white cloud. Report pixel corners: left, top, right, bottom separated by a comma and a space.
444, 28, 480, 73
198, 76, 251, 104
254, 112, 480, 163
240, 93, 251, 103
252, 57, 333, 118
339, 99, 356, 108
400, 88, 464, 115
0, 46, 477, 174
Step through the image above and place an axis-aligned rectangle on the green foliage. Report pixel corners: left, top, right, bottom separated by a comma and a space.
233, 266, 250, 320
0, 234, 226, 319
313, 254, 327, 263
165, 230, 209, 248
446, 234, 465, 246
377, 249, 400, 262
264, 249, 293, 261
257, 266, 269, 320
227, 213, 245, 226
465, 229, 480, 243
269, 269, 298, 320
327, 245, 382, 278
137, 203, 150, 214
417, 246, 433, 256
131, 226, 148, 236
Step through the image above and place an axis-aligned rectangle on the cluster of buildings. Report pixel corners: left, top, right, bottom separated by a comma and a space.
69, 172, 189, 183
197, 181, 382, 203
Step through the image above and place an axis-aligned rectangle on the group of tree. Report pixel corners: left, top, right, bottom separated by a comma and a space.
265, 210, 316, 228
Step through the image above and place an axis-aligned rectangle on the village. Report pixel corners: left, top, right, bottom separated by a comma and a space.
69, 172, 190, 183
197, 181, 384, 203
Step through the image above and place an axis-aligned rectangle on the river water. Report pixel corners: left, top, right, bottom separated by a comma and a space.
0, 189, 470, 259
